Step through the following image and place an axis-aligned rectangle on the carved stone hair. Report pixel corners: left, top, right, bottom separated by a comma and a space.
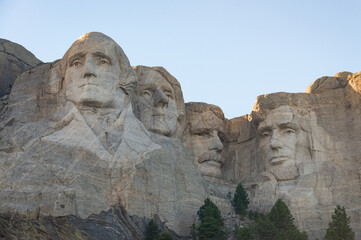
185, 102, 225, 120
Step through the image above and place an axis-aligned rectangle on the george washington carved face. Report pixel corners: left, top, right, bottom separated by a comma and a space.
61, 33, 137, 110
63, 39, 124, 108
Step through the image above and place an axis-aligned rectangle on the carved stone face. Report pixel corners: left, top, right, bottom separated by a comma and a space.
258, 106, 300, 181
63, 39, 124, 108
135, 70, 178, 136
187, 110, 225, 179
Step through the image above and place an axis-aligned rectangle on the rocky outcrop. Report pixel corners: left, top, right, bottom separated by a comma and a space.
1, 33, 361, 240
222, 72, 361, 239
0, 205, 148, 240
0, 33, 207, 239
0, 39, 42, 97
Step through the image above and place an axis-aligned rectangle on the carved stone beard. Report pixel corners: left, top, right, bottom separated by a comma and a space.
269, 164, 299, 181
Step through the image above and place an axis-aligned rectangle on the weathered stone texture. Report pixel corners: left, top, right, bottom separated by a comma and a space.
0, 33, 208, 239
1, 33, 361, 240
0, 39, 42, 97
222, 73, 361, 239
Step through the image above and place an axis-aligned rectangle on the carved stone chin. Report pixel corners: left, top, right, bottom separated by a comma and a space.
270, 164, 299, 181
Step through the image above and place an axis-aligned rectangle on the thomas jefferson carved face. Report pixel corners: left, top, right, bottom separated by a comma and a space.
185, 103, 225, 179
258, 106, 300, 181
63, 38, 125, 109
135, 70, 178, 136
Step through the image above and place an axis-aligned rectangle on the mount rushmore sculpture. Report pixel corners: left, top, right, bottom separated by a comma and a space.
0, 32, 361, 239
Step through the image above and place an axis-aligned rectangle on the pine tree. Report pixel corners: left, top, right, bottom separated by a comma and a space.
234, 224, 255, 240
156, 232, 173, 240
197, 197, 223, 226
268, 199, 297, 233
256, 215, 278, 240
233, 182, 250, 216
324, 205, 355, 240
145, 219, 160, 240
197, 198, 225, 240
190, 223, 197, 240
257, 199, 308, 240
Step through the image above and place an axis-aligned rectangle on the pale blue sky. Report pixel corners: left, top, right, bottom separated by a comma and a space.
1, 1, 360, 118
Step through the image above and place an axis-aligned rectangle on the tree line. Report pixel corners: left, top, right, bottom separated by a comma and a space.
145, 182, 355, 240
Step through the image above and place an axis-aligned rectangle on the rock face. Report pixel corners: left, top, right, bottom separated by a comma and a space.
1, 33, 361, 240
0, 39, 42, 97
0, 33, 208, 239
222, 72, 361, 239
0, 205, 147, 240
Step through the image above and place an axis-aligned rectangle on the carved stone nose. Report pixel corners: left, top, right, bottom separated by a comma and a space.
209, 130, 223, 151
84, 73, 96, 78
83, 57, 97, 78
270, 137, 282, 150
153, 89, 169, 108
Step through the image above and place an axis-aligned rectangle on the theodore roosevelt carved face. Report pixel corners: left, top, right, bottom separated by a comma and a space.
184, 103, 225, 180
258, 105, 302, 181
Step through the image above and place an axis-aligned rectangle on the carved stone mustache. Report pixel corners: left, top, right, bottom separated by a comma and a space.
197, 150, 222, 163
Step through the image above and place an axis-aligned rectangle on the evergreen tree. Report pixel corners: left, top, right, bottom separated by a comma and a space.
256, 215, 278, 240
190, 223, 197, 240
156, 232, 173, 240
274, 230, 288, 240
257, 199, 308, 240
233, 182, 250, 216
325, 205, 355, 240
268, 199, 297, 233
197, 197, 223, 226
197, 198, 225, 240
234, 224, 255, 240
145, 219, 160, 240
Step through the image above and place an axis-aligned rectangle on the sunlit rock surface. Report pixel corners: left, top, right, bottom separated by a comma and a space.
223, 72, 361, 239
1, 33, 361, 240
0, 33, 207, 239
0, 39, 42, 97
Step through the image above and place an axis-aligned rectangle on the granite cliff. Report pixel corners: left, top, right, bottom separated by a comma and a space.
0, 32, 360, 239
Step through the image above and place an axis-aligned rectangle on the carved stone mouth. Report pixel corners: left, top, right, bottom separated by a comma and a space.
199, 160, 221, 167
79, 83, 98, 88
198, 152, 222, 163
269, 156, 290, 165
152, 113, 165, 117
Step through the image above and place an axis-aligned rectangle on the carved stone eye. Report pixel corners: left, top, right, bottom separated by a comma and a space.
195, 132, 210, 137
99, 59, 109, 65
284, 129, 295, 135
71, 61, 81, 67
142, 89, 152, 96
164, 91, 173, 98
262, 132, 271, 138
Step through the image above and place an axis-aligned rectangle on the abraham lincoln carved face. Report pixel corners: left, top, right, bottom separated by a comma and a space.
258, 105, 303, 181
